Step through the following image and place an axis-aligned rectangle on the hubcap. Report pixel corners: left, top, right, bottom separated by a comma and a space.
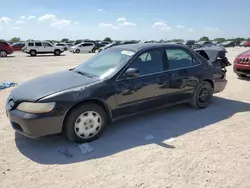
74, 111, 102, 139
198, 88, 209, 103
0, 51, 6, 57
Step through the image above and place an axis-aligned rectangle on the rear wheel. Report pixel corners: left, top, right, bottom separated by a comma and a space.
54, 50, 61, 56
63, 103, 107, 143
190, 81, 213, 109
30, 50, 37, 56
0, 50, 7, 57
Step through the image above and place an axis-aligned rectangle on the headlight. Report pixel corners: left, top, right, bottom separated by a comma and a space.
16, 102, 55, 114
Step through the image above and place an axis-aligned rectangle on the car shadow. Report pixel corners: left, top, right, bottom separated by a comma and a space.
0, 56, 15, 58
26, 54, 66, 57
238, 76, 250, 81
15, 96, 250, 164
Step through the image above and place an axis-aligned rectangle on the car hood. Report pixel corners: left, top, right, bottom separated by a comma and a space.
239, 50, 250, 58
11, 70, 99, 102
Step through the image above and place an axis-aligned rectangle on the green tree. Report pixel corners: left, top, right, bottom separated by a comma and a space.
247, 38, 250, 41
199, 36, 209, 41
232, 37, 246, 45
61, 38, 69, 42
170, 39, 184, 43
10, 37, 21, 43
103, 37, 112, 42
75, 40, 83, 44
214, 38, 226, 42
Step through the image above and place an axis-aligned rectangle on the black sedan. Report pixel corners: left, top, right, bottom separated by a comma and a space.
5, 44, 230, 143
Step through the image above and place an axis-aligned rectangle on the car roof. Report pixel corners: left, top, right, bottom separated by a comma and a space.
110, 43, 188, 52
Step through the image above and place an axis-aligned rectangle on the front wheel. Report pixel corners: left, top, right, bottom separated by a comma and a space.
75, 49, 80, 53
63, 103, 107, 143
190, 81, 213, 109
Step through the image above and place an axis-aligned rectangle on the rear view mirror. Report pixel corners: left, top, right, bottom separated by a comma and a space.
124, 68, 139, 78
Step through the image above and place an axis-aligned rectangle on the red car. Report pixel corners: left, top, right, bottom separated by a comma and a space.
244, 41, 250, 47
12, 42, 25, 51
233, 50, 250, 77
0, 41, 13, 57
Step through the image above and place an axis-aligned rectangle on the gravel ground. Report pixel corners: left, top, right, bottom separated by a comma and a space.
1, 48, 250, 188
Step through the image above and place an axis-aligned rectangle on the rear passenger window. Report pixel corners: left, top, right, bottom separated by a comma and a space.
165, 48, 199, 70
28, 43, 34, 46
43, 43, 52, 47
35, 42, 42, 47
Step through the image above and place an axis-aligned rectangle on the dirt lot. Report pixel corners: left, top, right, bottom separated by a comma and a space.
1, 48, 250, 188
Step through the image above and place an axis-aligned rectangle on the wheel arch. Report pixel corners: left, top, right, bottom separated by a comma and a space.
62, 99, 112, 131
203, 79, 214, 89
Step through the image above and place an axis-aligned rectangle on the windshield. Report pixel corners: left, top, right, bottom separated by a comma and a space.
73, 48, 135, 79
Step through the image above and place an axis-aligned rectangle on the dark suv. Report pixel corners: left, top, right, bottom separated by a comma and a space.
0, 41, 13, 57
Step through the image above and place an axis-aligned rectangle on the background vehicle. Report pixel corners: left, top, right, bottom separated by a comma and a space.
233, 50, 250, 77
23, 41, 65, 56
243, 41, 250, 47
239, 41, 247, 47
12, 42, 25, 51
182, 40, 196, 48
70, 42, 95, 53
98, 42, 120, 52
220, 41, 235, 47
120, 40, 138, 45
192, 41, 214, 49
6, 44, 230, 143
0, 40, 13, 57
55, 43, 68, 51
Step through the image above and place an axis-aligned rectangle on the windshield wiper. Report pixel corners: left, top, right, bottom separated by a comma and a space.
74, 70, 94, 78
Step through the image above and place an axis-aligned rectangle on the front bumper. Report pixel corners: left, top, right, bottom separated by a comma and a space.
6, 109, 64, 138
214, 78, 227, 93
234, 63, 250, 75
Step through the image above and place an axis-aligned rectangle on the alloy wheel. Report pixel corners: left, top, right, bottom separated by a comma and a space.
0, 51, 7, 57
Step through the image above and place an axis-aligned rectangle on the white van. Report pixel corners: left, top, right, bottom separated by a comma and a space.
70, 42, 95, 53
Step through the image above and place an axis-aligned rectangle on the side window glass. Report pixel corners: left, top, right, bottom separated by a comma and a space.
166, 48, 199, 70
127, 49, 163, 76
43, 43, 52, 47
28, 43, 34, 47
35, 42, 42, 47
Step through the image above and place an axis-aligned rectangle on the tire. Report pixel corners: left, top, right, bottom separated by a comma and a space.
237, 74, 247, 78
190, 81, 213, 109
91, 49, 96, 53
30, 50, 37, 56
0, 50, 7, 57
75, 49, 80, 53
54, 50, 61, 56
63, 103, 107, 143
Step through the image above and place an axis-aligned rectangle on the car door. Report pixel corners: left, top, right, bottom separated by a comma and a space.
42, 42, 53, 52
80, 43, 94, 53
164, 47, 202, 103
34, 42, 43, 52
114, 48, 167, 116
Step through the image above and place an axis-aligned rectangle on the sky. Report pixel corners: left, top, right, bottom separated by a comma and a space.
0, 0, 249, 41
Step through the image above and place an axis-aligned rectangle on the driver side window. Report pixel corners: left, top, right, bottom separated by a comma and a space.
126, 49, 163, 77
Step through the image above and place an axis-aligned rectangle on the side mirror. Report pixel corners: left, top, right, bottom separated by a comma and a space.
124, 68, 139, 78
